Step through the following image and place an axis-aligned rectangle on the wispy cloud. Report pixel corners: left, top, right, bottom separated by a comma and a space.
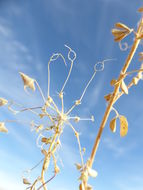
103, 137, 136, 158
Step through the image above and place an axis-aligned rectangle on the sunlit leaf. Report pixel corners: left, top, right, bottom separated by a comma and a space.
120, 80, 128, 94
119, 115, 128, 137
87, 167, 98, 178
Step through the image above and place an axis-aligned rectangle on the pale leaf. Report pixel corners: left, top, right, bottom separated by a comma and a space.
87, 167, 98, 178
120, 80, 128, 94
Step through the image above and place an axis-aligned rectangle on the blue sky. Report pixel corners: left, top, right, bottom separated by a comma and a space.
0, 0, 143, 190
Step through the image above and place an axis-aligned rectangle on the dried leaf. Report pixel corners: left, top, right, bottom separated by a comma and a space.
119, 115, 128, 137
137, 33, 143, 40
120, 80, 128, 94
138, 7, 143, 12
75, 163, 82, 170
0, 122, 8, 133
41, 137, 52, 144
35, 124, 43, 132
132, 77, 139, 85
87, 167, 98, 178
19, 72, 35, 91
110, 79, 117, 86
104, 94, 112, 102
23, 178, 31, 185
0, 98, 8, 106
110, 118, 116, 133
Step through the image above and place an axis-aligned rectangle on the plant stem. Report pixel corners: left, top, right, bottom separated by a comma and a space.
83, 16, 143, 188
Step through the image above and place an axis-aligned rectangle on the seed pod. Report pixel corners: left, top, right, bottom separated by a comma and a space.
120, 80, 128, 94
110, 118, 116, 133
115, 22, 131, 31
119, 115, 128, 137
41, 137, 52, 144
23, 178, 31, 185
0, 122, 8, 133
0, 98, 8, 106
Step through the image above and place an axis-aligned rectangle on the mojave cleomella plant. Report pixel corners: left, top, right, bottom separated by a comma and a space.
0, 5, 143, 190
0, 43, 115, 189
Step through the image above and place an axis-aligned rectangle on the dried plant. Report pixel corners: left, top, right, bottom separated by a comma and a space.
0, 6, 143, 190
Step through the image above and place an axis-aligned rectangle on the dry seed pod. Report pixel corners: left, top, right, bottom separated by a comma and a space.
110, 79, 117, 86
23, 178, 31, 185
132, 77, 139, 85
138, 6, 143, 12
112, 23, 133, 42
110, 118, 116, 133
119, 115, 128, 137
0, 98, 8, 106
139, 52, 143, 61
0, 122, 8, 133
74, 116, 80, 122
115, 22, 131, 32
104, 93, 112, 102
19, 72, 35, 91
120, 80, 128, 94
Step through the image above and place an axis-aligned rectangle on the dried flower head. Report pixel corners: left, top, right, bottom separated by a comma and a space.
19, 72, 35, 91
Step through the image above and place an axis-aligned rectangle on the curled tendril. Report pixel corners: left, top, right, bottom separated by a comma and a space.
65, 44, 76, 62
94, 58, 116, 72
119, 41, 131, 51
